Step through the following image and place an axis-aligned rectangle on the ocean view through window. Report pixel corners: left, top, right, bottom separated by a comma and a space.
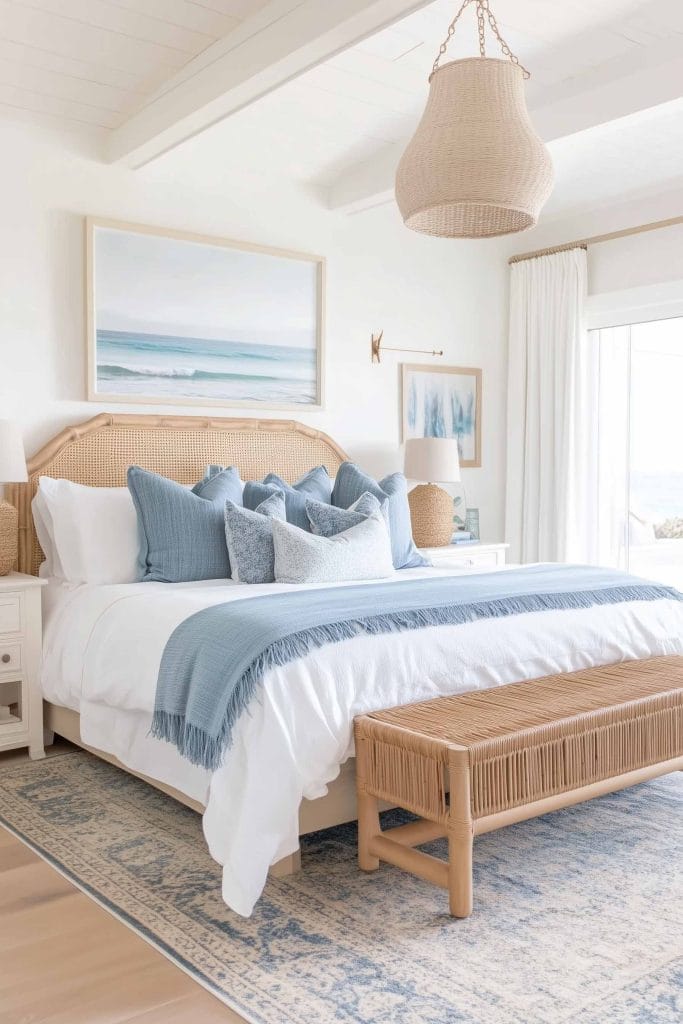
591, 316, 683, 589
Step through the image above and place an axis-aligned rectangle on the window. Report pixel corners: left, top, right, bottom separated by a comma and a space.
589, 317, 683, 588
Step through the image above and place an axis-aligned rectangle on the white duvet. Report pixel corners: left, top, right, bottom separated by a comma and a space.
41, 566, 683, 916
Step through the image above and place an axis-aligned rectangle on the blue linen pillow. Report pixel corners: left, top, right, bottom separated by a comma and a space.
331, 463, 428, 570
127, 466, 242, 582
243, 466, 332, 532
306, 491, 386, 537
224, 491, 286, 584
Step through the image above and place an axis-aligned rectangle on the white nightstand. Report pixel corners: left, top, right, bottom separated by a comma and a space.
0, 573, 47, 760
421, 542, 509, 571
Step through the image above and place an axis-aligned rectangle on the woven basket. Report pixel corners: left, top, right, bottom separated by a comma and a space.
0, 500, 18, 575
408, 484, 453, 547
396, 57, 554, 238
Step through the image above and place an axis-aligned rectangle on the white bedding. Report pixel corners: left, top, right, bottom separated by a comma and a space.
41, 567, 683, 916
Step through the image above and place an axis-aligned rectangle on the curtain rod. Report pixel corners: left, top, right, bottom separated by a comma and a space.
508, 213, 683, 264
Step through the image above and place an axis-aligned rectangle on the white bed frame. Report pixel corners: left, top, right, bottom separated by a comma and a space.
11, 412, 375, 876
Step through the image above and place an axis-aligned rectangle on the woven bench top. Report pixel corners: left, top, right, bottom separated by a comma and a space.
361, 656, 683, 747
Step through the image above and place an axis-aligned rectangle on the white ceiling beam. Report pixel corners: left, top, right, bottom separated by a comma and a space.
327, 40, 683, 214
328, 144, 402, 215
107, 0, 435, 168
531, 36, 683, 144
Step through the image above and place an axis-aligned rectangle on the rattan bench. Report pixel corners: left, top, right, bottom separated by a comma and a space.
354, 656, 683, 917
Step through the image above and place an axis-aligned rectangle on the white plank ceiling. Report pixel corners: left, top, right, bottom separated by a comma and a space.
2, 0, 683, 219
0, 0, 270, 130
148, 0, 683, 200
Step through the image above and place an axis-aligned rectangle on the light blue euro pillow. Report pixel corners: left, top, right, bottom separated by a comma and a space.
306, 490, 386, 537
243, 466, 332, 531
224, 491, 286, 584
331, 463, 428, 570
127, 466, 242, 582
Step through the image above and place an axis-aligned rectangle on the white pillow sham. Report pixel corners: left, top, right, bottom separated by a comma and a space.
34, 477, 139, 584
272, 511, 394, 585
32, 487, 63, 579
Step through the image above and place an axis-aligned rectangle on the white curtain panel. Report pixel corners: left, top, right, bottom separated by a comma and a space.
505, 248, 594, 563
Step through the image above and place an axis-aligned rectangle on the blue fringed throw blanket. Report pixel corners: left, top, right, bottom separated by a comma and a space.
151, 564, 681, 770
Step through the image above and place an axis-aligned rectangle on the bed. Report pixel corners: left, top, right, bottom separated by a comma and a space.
10, 413, 683, 917
13, 414, 354, 850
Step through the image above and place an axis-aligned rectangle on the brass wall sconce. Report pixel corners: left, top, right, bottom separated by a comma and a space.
371, 331, 444, 364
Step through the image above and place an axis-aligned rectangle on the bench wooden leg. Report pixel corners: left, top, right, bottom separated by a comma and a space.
448, 749, 473, 918
448, 827, 473, 917
356, 735, 380, 871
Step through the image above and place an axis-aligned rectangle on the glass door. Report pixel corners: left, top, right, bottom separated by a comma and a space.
627, 318, 683, 588
590, 316, 683, 588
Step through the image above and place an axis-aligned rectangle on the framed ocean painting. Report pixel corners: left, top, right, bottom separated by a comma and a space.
402, 363, 482, 467
86, 218, 324, 409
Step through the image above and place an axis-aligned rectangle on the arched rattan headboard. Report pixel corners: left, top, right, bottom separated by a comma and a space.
9, 413, 348, 576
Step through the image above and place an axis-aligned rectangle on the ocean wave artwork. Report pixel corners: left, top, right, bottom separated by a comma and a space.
96, 330, 318, 404
403, 365, 481, 466
89, 222, 322, 408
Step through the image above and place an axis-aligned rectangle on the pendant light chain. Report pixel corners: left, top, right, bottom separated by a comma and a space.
477, 0, 486, 56
431, 0, 530, 80
483, 1, 530, 79
431, 0, 473, 77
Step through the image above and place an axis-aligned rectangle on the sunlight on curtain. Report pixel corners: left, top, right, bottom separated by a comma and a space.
505, 248, 589, 562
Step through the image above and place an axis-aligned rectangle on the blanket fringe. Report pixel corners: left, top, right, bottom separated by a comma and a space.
151, 584, 680, 771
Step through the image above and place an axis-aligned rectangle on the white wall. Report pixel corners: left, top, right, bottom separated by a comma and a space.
588, 223, 683, 296
505, 185, 683, 298
0, 120, 510, 541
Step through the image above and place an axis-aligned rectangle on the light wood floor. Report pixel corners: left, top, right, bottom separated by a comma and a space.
0, 744, 246, 1024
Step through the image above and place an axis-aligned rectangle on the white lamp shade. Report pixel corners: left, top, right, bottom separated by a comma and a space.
0, 420, 27, 483
404, 437, 461, 483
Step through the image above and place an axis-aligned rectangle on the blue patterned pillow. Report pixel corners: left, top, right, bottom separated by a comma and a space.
127, 466, 242, 582
243, 466, 332, 531
273, 512, 394, 584
331, 463, 428, 570
224, 491, 286, 584
306, 491, 386, 537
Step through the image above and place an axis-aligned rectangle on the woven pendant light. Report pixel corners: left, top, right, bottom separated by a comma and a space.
396, 0, 553, 238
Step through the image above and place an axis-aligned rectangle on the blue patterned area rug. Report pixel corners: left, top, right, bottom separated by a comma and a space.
1, 751, 681, 1024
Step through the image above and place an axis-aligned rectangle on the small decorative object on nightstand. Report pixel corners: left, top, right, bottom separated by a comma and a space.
0, 420, 27, 575
421, 542, 508, 571
0, 573, 47, 759
405, 437, 461, 547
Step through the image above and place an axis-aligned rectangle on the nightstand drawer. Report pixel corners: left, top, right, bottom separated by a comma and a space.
421, 543, 508, 571
0, 642, 21, 671
0, 594, 21, 635
447, 551, 499, 569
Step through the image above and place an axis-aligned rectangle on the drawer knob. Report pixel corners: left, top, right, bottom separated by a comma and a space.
1, 653, 10, 664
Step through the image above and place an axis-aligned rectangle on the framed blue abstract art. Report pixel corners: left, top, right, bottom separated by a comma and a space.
402, 363, 482, 467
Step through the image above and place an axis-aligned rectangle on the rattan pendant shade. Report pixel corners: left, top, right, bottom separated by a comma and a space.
396, 1, 554, 239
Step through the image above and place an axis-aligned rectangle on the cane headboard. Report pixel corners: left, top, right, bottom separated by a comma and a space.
9, 413, 348, 576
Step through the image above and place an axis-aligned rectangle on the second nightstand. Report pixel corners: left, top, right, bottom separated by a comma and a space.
421, 542, 509, 571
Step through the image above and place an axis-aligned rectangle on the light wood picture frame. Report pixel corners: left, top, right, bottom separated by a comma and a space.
86, 217, 325, 411
402, 363, 482, 468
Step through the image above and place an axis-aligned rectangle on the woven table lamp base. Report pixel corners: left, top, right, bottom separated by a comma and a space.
0, 500, 18, 575
408, 484, 453, 548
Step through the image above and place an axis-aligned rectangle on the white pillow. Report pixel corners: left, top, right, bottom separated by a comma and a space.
272, 511, 394, 585
35, 477, 139, 584
32, 488, 63, 579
